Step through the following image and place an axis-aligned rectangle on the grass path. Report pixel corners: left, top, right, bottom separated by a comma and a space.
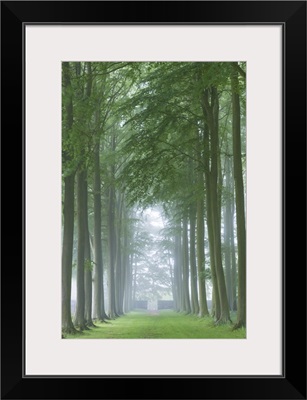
65, 310, 246, 339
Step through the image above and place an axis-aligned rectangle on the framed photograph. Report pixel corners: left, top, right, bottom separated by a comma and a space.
1, 1, 306, 399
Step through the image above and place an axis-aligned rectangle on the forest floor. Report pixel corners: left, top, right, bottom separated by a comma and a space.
64, 310, 246, 339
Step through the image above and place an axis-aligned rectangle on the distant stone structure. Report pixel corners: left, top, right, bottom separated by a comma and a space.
148, 300, 158, 311
134, 300, 148, 309
157, 300, 174, 310
133, 299, 178, 311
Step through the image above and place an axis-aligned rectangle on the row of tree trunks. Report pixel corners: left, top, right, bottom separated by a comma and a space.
107, 131, 132, 318
172, 204, 211, 317
62, 62, 133, 334
175, 62, 245, 325
202, 86, 231, 324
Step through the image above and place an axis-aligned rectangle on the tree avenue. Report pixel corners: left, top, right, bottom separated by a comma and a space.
61, 62, 246, 337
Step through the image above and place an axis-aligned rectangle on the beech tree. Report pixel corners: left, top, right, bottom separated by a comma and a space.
62, 62, 77, 334
231, 63, 246, 328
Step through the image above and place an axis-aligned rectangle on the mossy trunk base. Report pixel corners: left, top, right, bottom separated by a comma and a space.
62, 325, 78, 336
232, 320, 245, 330
215, 314, 232, 325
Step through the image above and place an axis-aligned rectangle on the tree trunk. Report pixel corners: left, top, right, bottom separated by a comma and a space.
189, 206, 199, 314
231, 65, 246, 328
209, 88, 230, 324
182, 216, 191, 313
62, 174, 76, 334
108, 132, 118, 318
108, 184, 117, 318
205, 178, 220, 319
122, 211, 130, 313
61, 62, 76, 335
195, 131, 209, 317
202, 87, 230, 324
93, 138, 108, 321
202, 119, 220, 319
196, 182, 209, 317
115, 193, 124, 315
133, 258, 137, 308
169, 255, 175, 310
73, 168, 87, 330
224, 155, 233, 309
230, 202, 237, 311
174, 232, 182, 312
84, 173, 94, 327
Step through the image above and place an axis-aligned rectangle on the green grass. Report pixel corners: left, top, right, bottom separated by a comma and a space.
64, 310, 246, 339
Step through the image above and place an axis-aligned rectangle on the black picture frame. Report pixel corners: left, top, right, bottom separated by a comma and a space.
1, 1, 306, 399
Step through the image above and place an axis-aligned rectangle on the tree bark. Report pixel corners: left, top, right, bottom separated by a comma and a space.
62, 174, 76, 334
202, 115, 220, 320
107, 131, 118, 319
122, 208, 130, 313
84, 172, 94, 327
202, 87, 230, 324
231, 65, 246, 328
73, 168, 87, 330
93, 138, 108, 321
115, 193, 124, 315
189, 205, 199, 314
182, 216, 191, 313
174, 232, 182, 312
224, 155, 233, 309
230, 202, 237, 311
108, 183, 117, 318
61, 62, 76, 334
196, 185, 209, 317
132, 258, 137, 308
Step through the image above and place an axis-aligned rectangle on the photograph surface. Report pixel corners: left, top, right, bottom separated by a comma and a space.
62, 61, 246, 339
